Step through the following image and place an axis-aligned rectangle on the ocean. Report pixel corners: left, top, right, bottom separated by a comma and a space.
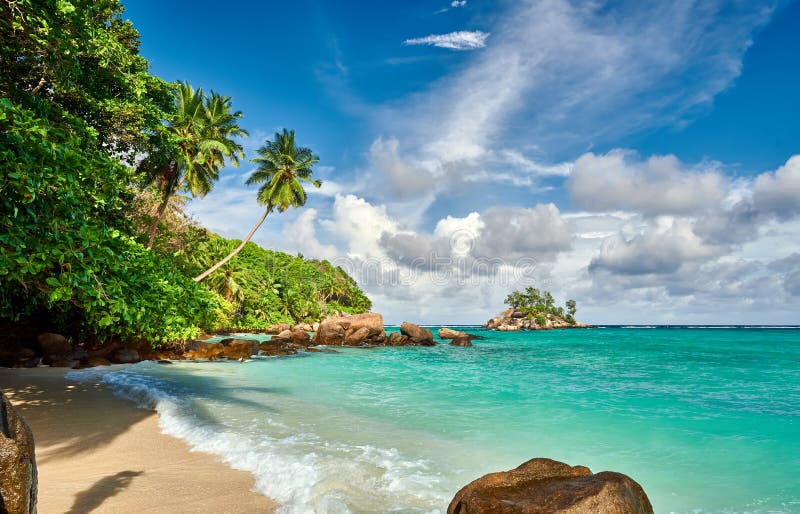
69, 327, 800, 513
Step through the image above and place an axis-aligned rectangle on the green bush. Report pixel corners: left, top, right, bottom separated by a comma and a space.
177, 235, 372, 330
0, 99, 228, 344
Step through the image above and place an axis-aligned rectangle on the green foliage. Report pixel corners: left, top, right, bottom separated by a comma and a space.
566, 299, 577, 317
504, 286, 577, 322
0, 98, 228, 344
534, 313, 547, 327
0, 0, 174, 159
249, 129, 321, 211
180, 235, 371, 330
0, 0, 371, 347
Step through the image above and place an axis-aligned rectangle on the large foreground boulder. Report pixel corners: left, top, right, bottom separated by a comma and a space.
0, 392, 37, 514
312, 313, 385, 346
400, 322, 435, 346
448, 458, 653, 514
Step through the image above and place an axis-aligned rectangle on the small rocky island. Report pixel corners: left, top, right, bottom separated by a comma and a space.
485, 287, 589, 331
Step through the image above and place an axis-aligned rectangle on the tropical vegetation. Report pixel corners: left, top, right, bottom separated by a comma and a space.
504, 287, 577, 325
0, 0, 370, 346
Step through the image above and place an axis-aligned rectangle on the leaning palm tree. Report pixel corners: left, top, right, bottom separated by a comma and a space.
139, 82, 247, 248
194, 129, 320, 282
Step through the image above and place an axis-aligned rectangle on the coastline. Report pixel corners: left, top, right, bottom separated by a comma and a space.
0, 367, 276, 513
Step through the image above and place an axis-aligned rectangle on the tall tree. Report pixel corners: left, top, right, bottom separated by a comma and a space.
139, 83, 247, 248
194, 129, 320, 282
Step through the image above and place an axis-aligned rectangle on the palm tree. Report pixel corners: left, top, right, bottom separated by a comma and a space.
139, 82, 247, 248
207, 265, 245, 303
194, 129, 320, 282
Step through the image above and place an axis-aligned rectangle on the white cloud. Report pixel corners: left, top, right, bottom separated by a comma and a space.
473, 204, 572, 261
589, 218, 722, 275
568, 150, 727, 216
753, 155, 800, 220
368, 137, 434, 199
281, 209, 339, 260
321, 194, 401, 259
451, 0, 466, 7
404, 31, 489, 51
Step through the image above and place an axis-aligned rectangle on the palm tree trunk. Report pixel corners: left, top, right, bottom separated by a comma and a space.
194, 208, 270, 282
146, 193, 171, 249
146, 174, 186, 249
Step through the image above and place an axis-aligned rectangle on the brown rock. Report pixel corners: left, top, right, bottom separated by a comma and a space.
0, 392, 37, 514
266, 323, 292, 335
438, 327, 464, 339
268, 331, 291, 341
111, 348, 140, 364
222, 340, 258, 360
87, 341, 122, 359
448, 458, 653, 514
400, 322, 435, 346
449, 335, 473, 347
87, 356, 111, 367
386, 332, 411, 346
258, 340, 296, 356
344, 326, 371, 346
293, 323, 313, 332
312, 313, 385, 346
37, 333, 70, 356
272, 330, 310, 346
289, 330, 311, 345
439, 328, 482, 341
184, 340, 225, 360
14, 348, 40, 368
47, 358, 81, 369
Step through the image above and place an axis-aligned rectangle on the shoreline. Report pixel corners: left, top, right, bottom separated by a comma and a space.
0, 367, 276, 513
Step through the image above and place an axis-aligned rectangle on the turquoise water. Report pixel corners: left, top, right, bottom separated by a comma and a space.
70, 327, 800, 513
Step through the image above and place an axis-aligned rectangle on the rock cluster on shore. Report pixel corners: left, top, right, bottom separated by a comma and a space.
0, 391, 37, 514
0, 313, 490, 368
448, 457, 652, 514
485, 308, 589, 331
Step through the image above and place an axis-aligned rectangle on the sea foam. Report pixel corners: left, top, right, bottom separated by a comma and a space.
67, 364, 448, 513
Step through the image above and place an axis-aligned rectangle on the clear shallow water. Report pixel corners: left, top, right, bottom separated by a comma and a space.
69, 327, 800, 513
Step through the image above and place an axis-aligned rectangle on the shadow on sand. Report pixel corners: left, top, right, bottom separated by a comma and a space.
66, 470, 144, 514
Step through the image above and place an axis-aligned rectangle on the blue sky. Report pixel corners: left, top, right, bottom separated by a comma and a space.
125, 0, 800, 324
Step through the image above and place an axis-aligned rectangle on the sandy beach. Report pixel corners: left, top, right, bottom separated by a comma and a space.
0, 367, 276, 514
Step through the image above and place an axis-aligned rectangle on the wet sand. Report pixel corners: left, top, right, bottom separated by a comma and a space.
0, 367, 276, 513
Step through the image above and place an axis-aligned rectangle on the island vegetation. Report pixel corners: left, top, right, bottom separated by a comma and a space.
485, 287, 583, 330
505, 287, 578, 325
0, 0, 370, 347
